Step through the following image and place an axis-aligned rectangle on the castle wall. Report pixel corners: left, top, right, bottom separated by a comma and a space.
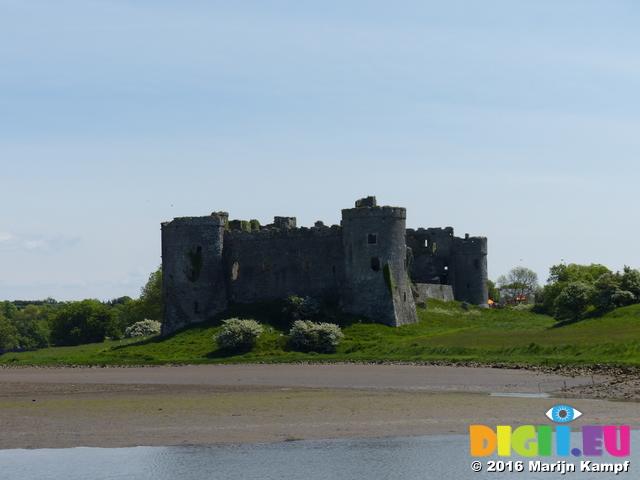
413, 283, 455, 303
161, 215, 228, 335
223, 226, 343, 303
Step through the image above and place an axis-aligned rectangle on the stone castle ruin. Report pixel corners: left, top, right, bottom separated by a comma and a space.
161, 197, 488, 335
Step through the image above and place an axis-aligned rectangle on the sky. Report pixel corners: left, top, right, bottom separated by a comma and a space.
2, 0, 639, 302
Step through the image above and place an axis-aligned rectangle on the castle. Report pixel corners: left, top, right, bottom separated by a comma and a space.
161, 197, 488, 335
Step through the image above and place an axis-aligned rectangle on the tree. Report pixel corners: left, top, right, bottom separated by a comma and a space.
554, 282, 595, 320
547, 263, 610, 284
11, 304, 52, 348
106, 296, 133, 307
140, 266, 162, 320
487, 280, 499, 302
1, 301, 17, 320
497, 267, 538, 304
0, 314, 20, 348
593, 272, 623, 308
121, 266, 163, 328
591, 266, 640, 309
50, 299, 120, 346
538, 263, 611, 316
621, 266, 640, 299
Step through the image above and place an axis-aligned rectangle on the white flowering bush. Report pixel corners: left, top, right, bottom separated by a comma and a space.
123, 319, 162, 338
289, 320, 344, 353
214, 318, 263, 352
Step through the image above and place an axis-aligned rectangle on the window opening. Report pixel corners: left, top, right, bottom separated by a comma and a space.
370, 257, 381, 271
367, 234, 377, 245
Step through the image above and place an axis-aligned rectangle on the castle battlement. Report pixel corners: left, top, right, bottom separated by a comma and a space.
342, 205, 407, 218
224, 223, 342, 239
161, 196, 488, 335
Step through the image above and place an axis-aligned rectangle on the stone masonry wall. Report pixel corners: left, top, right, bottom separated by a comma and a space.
223, 226, 344, 303
413, 283, 455, 303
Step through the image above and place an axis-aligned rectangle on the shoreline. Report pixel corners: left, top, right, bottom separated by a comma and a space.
1, 364, 639, 450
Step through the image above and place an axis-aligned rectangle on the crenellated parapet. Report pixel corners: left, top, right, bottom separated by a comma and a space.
225, 223, 341, 238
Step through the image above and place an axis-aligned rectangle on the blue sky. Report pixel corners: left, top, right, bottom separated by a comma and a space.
2, 0, 639, 301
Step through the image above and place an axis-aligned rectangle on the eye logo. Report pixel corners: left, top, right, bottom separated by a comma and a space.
546, 405, 582, 423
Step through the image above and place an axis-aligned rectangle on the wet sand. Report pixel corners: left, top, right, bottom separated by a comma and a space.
0, 364, 638, 449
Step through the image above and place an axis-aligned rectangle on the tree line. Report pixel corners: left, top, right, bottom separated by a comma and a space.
492, 263, 640, 321
0, 267, 162, 349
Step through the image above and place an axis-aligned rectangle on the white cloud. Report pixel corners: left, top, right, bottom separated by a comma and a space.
0, 232, 81, 252
24, 239, 48, 250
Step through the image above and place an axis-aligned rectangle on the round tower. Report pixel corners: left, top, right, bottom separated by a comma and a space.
161, 213, 228, 335
451, 234, 488, 306
341, 197, 418, 326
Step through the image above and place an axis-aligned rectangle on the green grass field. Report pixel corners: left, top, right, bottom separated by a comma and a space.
3, 300, 640, 367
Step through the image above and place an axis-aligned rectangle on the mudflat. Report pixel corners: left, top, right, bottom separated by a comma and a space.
0, 364, 637, 449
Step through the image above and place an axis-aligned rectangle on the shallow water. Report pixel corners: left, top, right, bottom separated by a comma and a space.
489, 392, 552, 398
1, 432, 637, 480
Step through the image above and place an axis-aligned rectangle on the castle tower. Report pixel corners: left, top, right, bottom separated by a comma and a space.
451, 234, 488, 306
161, 213, 229, 335
340, 197, 418, 326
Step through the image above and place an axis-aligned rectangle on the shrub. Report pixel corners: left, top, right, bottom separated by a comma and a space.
124, 319, 162, 338
214, 318, 263, 352
510, 303, 533, 312
282, 295, 321, 322
289, 320, 344, 353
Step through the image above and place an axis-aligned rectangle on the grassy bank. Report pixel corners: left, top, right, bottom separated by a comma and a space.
3, 300, 640, 367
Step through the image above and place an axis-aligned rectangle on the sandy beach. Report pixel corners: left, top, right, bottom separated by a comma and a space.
1, 364, 638, 449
